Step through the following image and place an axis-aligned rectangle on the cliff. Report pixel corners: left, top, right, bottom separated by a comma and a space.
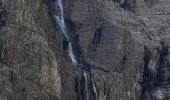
0, 0, 170, 100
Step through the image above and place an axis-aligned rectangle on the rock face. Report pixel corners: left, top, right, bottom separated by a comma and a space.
0, 0, 170, 100
0, 0, 61, 100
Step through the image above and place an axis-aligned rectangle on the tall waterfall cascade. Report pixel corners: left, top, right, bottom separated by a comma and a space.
47, 0, 98, 100
54, 0, 78, 67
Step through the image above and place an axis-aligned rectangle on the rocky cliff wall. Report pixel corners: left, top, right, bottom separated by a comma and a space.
0, 0, 170, 100
0, 0, 62, 100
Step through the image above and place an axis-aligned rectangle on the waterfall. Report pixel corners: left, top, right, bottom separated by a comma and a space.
54, 15, 69, 41
68, 42, 78, 66
84, 72, 98, 100
47, 0, 98, 100
54, 0, 69, 41
84, 72, 89, 100
92, 78, 97, 97
54, 0, 78, 67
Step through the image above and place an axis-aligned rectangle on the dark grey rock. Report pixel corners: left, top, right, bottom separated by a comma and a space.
1, 0, 170, 100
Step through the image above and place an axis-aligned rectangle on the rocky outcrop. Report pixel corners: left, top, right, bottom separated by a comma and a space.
0, 0, 62, 100
66, 0, 170, 100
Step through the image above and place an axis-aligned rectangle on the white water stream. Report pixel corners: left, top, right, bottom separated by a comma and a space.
92, 78, 98, 97
55, 0, 77, 67
84, 72, 89, 100
53, 0, 97, 99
